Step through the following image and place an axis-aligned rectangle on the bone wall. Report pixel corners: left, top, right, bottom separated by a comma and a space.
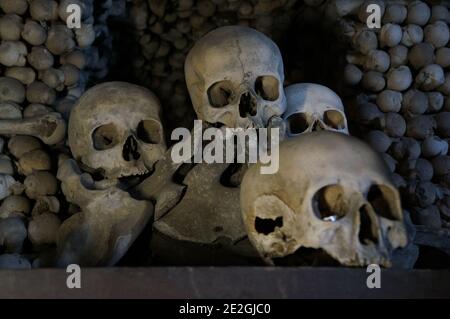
0, 0, 125, 268
0, 0, 449, 268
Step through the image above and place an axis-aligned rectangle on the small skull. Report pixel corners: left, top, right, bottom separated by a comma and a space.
241, 131, 408, 267
68, 82, 166, 179
283, 83, 349, 136
185, 26, 286, 129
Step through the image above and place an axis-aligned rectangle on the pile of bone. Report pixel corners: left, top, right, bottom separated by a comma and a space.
0, 0, 123, 269
50, 25, 411, 268
179, 24, 412, 268
128, 0, 450, 233
332, 0, 450, 231
129, 0, 299, 128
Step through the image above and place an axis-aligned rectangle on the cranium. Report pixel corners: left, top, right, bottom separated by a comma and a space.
185, 26, 286, 129
241, 131, 408, 267
283, 83, 349, 137
68, 82, 166, 179
133, 129, 259, 264
56, 159, 153, 266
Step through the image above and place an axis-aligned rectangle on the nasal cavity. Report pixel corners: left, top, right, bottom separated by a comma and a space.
312, 120, 324, 131
239, 92, 257, 118
255, 216, 283, 235
358, 205, 379, 245
122, 135, 141, 161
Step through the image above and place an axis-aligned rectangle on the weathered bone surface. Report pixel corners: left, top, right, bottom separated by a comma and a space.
0, 174, 21, 201
68, 82, 167, 179
185, 26, 286, 129
133, 146, 187, 218
134, 131, 258, 261
56, 159, 153, 266
0, 112, 66, 145
283, 83, 349, 136
241, 131, 409, 267
153, 161, 246, 244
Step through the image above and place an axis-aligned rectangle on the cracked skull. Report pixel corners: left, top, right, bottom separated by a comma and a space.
283, 83, 349, 136
241, 131, 408, 267
185, 26, 286, 128
68, 82, 166, 179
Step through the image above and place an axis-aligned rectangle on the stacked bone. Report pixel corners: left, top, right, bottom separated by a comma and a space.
129, 0, 450, 243
331, 1, 450, 231
0, 0, 122, 269
129, 0, 299, 130
129, 0, 449, 232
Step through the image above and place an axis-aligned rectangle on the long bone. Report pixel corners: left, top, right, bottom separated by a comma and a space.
56, 159, 153, 266
0, 112, 66, 145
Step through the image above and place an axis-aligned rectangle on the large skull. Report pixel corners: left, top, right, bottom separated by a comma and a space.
283, 83, 349, 137
185, 26, 286, 129
241, 131, 408, 267
68, 82, 166, 179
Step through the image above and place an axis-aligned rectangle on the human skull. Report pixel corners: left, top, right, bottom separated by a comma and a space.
241, 131, 408, 267
283, 83, 349, 137
185, 26, 286, 129
68, 82, 166, 179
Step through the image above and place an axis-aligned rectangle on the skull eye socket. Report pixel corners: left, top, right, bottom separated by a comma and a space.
255, 76, 279, 101
92, 123, 119, 150
323, 110, 346, 130
367, 184, 400, 221
137, 120, 162, 144
207, 80, 234, 107
313, 184, 347, 222
287, 113, 309, 135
